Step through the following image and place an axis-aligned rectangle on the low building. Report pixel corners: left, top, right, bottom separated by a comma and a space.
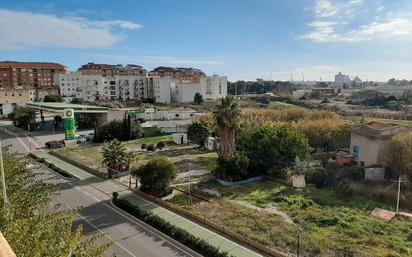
312, 88, 341, 96
0, 89, 36, 116
350, 122, 412, 166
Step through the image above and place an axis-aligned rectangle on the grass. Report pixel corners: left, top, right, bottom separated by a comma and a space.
124, 135, 173, 148
55, 136, 218, 175
167, 180, 412, 257
268, 101, 295, 110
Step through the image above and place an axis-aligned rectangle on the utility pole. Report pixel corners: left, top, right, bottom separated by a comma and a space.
0, 140, 8, 207
188, 160, 192, 206
396, 176, 406, 214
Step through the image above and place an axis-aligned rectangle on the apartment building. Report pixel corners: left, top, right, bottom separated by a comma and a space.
148, 67, 227, 104
200, 75, 227, 100
56, 63, 148, 102
0, 61, 66, 90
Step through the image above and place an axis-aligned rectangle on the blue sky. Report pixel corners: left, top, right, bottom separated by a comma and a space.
1, 0, 412, 81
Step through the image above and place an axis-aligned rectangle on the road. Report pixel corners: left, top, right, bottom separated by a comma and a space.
2, 121, 201, 257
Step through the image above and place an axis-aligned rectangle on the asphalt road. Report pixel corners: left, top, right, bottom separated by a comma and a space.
2, 122, 201, 257
33, 161, 201, 257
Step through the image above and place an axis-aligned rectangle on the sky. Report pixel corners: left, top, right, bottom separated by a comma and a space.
1, 0, 412, 82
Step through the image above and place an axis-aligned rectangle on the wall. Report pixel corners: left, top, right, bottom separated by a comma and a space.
350, 133, 389, 166
0, 89, 35, 116
173, 83, 201, 103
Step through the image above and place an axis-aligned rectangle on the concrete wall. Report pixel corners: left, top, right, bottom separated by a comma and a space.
350, 133, 389, 166
173, 83, 201, 103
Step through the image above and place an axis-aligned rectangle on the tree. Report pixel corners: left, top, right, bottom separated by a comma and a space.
102, 139, 136, 178
8, 106, 36, 129
43, 94, 64, 102
386, 132, 412, 180
187, 120, 213, 147
132, 158, 176, 196
194, 93, 204, 106
70, 98, 83, 104
237, 123, 311, 176
0, 149, 111, 257
213, 96, 241, 158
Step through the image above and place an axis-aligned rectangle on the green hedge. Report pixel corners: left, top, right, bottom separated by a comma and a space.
113, 197, 232, 257
28, 153, 74, 178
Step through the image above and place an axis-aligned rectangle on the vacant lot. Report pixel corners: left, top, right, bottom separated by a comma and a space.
168, 180, 412, 257
55, 136, 217, 175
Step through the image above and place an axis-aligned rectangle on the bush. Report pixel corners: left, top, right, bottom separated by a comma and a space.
237, 123, 311, 176
8, 106, 36, 129
43, 94, 64, 102
146, 144, 156, 151
214, 153, 250, 181
132, 158, 176, 196
187, 120, 213, 147
156, 141, 165, 149
141, 143, 147, 149
113, 198, 230, 257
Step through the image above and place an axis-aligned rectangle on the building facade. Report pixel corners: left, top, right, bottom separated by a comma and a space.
0, 89, 36, 116
0, 61, 66, 90
350, 122, 412, 166
56, 63, 148, 102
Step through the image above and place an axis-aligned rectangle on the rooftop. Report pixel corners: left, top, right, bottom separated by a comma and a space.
26, 102, 110, 113
0, 61, 66, 70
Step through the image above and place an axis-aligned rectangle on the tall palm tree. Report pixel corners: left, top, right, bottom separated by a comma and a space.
213, 96, 241, 158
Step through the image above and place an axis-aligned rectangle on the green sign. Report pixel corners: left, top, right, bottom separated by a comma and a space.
63, 108, 76, 140
129, 108, 145, 114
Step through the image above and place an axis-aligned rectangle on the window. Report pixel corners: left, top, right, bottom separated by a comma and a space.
110, 81, 116, 85
19, 93, 22, 96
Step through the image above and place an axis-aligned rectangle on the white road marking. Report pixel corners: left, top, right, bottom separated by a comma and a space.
57, 199, 137, 257
103, 202, 197, 257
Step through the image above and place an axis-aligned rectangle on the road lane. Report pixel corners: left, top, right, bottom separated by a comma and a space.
34, 162, 200, 257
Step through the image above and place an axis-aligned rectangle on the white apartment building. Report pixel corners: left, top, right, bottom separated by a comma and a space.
149, 77, 172, 104
200, 75, 227, 100
172, 82, 201, 103
56, 73, 147, 102
150, 74, 227, 104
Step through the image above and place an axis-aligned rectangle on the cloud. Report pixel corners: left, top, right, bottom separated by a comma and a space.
314, 0, 338, 17
90, 54, 224, 66
302, 18, 412, 42
0, 8, 142, 50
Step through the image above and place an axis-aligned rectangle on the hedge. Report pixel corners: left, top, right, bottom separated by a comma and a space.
113, 197, 232, 257
28, 153, 74, 178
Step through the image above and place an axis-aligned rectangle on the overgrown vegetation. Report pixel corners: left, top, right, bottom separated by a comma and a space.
102, 139, 136, 178
187, 120, 214, 147
8, 106, 36, 130
1, 149, 111, 257
132, 157, 176, 196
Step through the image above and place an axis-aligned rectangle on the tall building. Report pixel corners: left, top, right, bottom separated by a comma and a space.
0, 61, 66, 90
148, 67, 227, 104
334, 72, 351, 85
56, 63, 148, 102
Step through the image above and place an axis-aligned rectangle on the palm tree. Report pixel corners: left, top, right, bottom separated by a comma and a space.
213, 96, 241, 158
102, 139, 136, 178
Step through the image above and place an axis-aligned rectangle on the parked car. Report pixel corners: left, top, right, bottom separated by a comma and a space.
45, 140, 65, 149
76, 134, 94, 144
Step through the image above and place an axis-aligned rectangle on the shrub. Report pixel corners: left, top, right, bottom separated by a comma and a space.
8, 106, 36, 130
113, 198, 230, 257
237, 123, 311, 176
156, 141, 165, 149
132, 158, 176, 196
146, 144, 156, 151
187, 120, 214, 147
214, 153, 250, 181
141, 143, 147, 149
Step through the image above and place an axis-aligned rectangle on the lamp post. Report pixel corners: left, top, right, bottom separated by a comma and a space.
0, 140, 8, 207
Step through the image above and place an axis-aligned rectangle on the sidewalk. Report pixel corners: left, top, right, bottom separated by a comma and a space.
36, 152, 265, 257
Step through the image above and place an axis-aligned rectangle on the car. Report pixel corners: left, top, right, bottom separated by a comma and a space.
45, 140, 65, 149
76, 134, 94, 144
